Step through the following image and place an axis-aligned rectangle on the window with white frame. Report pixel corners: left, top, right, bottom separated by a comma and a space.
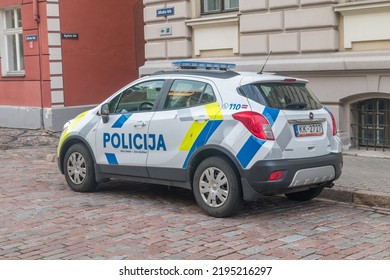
201, 0, 239, 14
1, 7, 24, 75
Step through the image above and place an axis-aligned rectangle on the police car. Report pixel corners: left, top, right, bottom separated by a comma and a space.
57, 61, 343, 217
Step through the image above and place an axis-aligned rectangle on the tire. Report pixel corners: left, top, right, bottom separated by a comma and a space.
63, 143, 97, 192
285, 186, 324, 201
193, 156, 242, 218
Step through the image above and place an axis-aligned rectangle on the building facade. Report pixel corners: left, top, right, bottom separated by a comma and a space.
140, 0, 390, 150
0, 0, 144, 131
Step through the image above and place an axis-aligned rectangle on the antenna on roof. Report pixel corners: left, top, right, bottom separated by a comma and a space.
258, 51, 272, 74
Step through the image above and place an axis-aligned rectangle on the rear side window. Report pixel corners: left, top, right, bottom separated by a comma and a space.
165, 79, 216, 109
239, 83, 323, 110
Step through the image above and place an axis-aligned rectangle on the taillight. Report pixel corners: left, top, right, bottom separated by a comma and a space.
233, 111, 275, 140
325, 108, 337, 136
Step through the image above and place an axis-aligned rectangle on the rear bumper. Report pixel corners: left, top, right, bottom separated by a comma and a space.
241, 153, 343, 201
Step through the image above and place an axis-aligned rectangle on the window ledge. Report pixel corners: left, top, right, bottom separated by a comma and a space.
334, 0, 390, 14
186, 13, 239, 28
2, 71, 25, 78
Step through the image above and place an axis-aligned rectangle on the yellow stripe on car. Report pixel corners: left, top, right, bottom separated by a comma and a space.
57, 111, 89, 154
179, 102, 223, 151
205, 102, 223, 121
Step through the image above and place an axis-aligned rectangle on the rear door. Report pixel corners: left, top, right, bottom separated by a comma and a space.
146, 78, 222, 181
278, 109, 333, 159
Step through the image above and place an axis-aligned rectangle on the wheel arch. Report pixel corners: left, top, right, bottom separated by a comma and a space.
58, 136, 96, 174
186, 145, 243, 189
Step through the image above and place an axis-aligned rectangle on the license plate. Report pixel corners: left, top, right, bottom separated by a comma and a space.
294, 123, 323, 137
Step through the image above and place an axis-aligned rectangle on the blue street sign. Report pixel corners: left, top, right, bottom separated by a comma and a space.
26, 35, 38, 42
156, 7, 175, 17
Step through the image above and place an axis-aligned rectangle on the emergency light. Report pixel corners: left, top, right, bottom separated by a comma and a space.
172, 61, 236, 70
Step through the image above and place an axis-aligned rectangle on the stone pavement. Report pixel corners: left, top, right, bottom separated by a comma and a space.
1, 145, 390, 260
0, 127, 59, 150
0, 127, 390, 209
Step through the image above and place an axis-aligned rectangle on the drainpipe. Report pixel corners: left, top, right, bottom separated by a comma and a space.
33, 0, 45, 128
33, 0, 40, 23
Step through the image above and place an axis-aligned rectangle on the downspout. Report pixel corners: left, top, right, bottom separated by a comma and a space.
33, 0, 45, 128
33, 0, 40, 23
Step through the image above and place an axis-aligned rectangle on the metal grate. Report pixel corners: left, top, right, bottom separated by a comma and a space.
351, 99, 390, 151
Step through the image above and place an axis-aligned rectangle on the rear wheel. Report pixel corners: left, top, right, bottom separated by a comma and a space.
285, 186, 324, 201
64, 143, 97, 192
193, 157, 242, 218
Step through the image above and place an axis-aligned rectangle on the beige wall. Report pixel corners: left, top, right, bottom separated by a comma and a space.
141, 0, 390, 149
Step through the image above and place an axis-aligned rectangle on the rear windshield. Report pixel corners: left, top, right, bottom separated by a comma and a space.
238, 82, 323, 110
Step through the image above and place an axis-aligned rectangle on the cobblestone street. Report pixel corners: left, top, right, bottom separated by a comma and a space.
1, 145, 389, 260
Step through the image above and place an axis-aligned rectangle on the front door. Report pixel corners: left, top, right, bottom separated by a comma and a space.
95, 79, 165, 177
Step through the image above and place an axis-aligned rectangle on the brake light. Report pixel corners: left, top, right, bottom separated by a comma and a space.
233, 112, 275, 140
268, 170, 284, 181
283, 78, 296, 83
325, 108, 337, 136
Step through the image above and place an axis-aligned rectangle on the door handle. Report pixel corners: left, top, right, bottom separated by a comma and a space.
194, 115, 210, 123
134, 121, 146, 128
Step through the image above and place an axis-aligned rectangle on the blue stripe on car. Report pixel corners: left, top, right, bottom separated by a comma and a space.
182, 120, 223, 168
262, 107, 279, 127
112, 114, 132, 128
237, 135, 266, 168
105, 153, 119, 165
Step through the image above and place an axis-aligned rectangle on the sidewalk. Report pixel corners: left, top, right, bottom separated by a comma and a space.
320, 149, 390, 209
1, 127, 389, 209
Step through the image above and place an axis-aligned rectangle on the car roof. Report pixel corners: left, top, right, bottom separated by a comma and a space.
151, 69, 240, 79
151, 69, 308, 85
149, 61, 308, 85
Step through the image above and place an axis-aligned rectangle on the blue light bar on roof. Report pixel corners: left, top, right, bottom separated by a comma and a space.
172, 61, 236, 70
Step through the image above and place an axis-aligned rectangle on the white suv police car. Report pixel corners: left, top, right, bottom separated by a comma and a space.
57, 61, 342, 217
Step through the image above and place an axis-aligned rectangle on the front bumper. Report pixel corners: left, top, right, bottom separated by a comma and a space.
241, 153, 343, 201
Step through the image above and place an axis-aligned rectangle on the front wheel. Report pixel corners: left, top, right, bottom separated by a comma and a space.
63, 143, 97, 192
285, 186, 324, 201
193, 157, 242, 218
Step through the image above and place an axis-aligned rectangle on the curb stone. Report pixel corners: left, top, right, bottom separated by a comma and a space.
320, 186, 390, 209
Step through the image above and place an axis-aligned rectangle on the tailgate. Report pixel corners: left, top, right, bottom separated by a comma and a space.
279, 109, 333, 159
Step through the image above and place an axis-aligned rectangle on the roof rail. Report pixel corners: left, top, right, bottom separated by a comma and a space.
172, 61, 236, 71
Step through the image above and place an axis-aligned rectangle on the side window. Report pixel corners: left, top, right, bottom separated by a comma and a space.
165, 80, 216, 110
110, 80, 164, 114
238, 84, 267, 106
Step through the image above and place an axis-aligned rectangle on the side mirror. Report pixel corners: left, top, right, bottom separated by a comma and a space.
101, 103, 110, 123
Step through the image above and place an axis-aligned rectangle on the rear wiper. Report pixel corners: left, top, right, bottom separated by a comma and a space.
285, 102, 307, 110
